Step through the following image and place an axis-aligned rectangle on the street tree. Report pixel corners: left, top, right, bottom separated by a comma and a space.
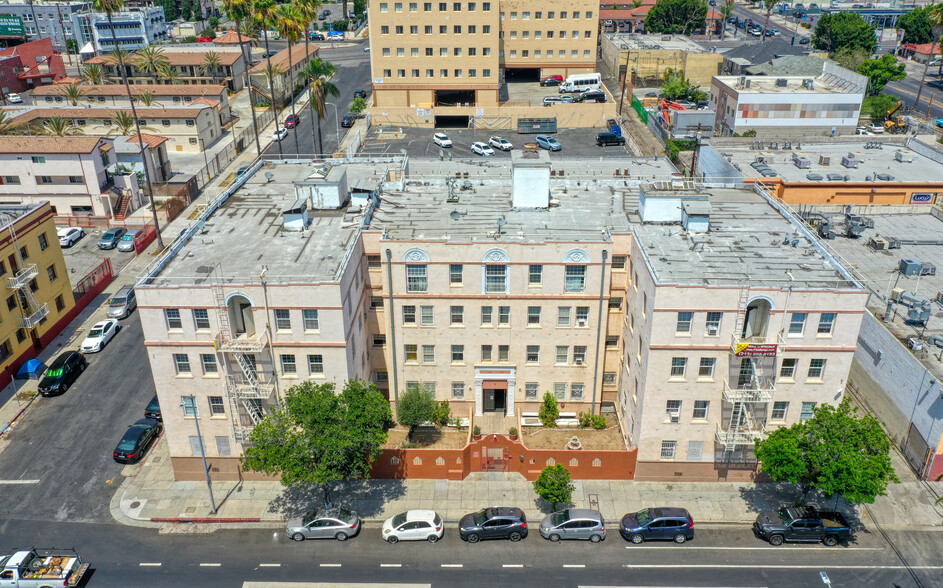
41, 116, 83, 137
533, 464, 575, 510
300, 57, 339, 154
858, 53, 906, 95
396, 384, 436, 433
644, 0, 708, 36
754, 398, 898, 505
761, 0, 776, 42
242, 380, 392, 500
897, 6, 933, 45
831, 46, 869, 73
660, 69, 705, 102
350, 96, 367, 116
57, 82, 88, 106
811, 12, 876, 54
221, 0, 262, 156
864, 93, 899, 120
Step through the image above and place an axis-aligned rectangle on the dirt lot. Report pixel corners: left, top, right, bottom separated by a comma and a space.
520, 415, 626, 450
383, 427, 470, 449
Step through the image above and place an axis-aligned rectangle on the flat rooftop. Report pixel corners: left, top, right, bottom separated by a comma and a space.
715, 141, 941, 183
713, 75, 851, 94
632, 187, 856, 288
604, 33, 707, 53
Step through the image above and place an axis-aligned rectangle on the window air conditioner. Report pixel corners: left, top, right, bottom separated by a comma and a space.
707, 326, 719, 336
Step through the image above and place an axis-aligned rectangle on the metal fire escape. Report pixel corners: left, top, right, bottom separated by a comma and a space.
4, 218, 48, 330
213, 282, 274, 443
716, 283, 779, 456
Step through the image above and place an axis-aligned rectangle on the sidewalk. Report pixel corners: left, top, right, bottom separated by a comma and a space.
111, 433, 943, 532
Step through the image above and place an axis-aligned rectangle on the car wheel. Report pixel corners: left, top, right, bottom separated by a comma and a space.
61, 382, 69, 393
387, 535, 399, 544
466, 533, 480, 543
291, 532, 305, 542
823, 535, 838, 547
549, 533, 561, 542
335, 532, 348, 541
589, 534, 602, 543
509, 531, 522, 542
427, 534, 439, 543
768, 534, 784, 546
630, 533, 644, 544
673, 533, 687, 544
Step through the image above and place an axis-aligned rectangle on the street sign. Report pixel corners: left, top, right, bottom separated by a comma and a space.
820, 571, 831, 585
0, 15, 24, 36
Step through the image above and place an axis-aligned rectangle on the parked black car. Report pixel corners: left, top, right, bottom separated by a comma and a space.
620, 507, 695, 544
113, 419, 162, 464
753, 506, 851, 546
144, 394, 162, 420
459, 506, 527, 543
596, 132, 626, 146
341, 114, 354, 128
38, 351, 87, 396
98, 227, 127, 250
354, 89, 367, 99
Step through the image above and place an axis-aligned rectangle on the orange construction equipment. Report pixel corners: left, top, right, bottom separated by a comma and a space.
659, 99, 686, 125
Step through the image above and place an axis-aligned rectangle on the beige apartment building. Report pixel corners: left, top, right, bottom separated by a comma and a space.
136, 156, 868, 482
368, 0, 604, 128
84, 46, 247, 92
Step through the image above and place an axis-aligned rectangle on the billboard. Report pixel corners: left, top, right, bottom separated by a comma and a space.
734, 343, 778, 357
0, 15, 24, 37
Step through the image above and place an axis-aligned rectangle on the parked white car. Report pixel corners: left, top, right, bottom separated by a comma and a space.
433, 133, 452, 148
6, 93, 22, 103
489, 136, 513, 151
273, 128, 289, 142
471, 142, 495, 156
865, 123, 885, 134
81, 319, 120, 353
57, 227, 85, 247
382, 510, 444, 543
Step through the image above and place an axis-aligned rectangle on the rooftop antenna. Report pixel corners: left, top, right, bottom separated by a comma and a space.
264, 172, 275, 183
495, 217, 507, 239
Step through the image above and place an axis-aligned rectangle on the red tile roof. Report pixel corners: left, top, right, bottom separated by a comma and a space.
213, 31, 252, 44
127, 133, 170, 148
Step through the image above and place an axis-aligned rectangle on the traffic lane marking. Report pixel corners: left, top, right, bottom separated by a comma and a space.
199, 563, 222, 567
139, 563, 162, 567
622, 564, 943, 570
625, 545, 884, 551
319, 563, 342, 567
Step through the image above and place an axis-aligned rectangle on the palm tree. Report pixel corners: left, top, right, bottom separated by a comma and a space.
299, 58, 338, 155
761, 0, 776, 42
0, 111, 23, 135
254, 0, 284, 156
157, 63, 182, 85
81, 63, 107, 85
720, 0, 735, 41
41, 116, 83, 137
293, 0, 319, 151
276, 3, 305, 154
94, 0, 163, 247
137, 90, 159, 107
133, 44, 169, 78
238, 19, 260, 47
222, 0, 262, 156
57, 82, 88, 106
200, 51, 223, 85
109, 111, 158, 136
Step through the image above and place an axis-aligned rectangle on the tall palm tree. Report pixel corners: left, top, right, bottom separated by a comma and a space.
41, 116, 83, 137
276, 3, 305, 154
299, 58, 338, 155
238, 19, 261, 47
109, 111, 158, 136
293, 0, 320, 152
222, 0, 262, 156
721, 0, 735, 41
0, 111, 23, 135
254, 0, 284, 156
137, 90, 160, 107
94, 0, 163, 247
134, 44, 169, 78
157, 63, 182, 84
81, 63, 107, 85
58, 82, 88, 106
761, 0, 776, 42
200, 51, 223, 85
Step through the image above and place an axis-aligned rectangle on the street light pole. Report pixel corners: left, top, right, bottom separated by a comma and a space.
181, 395, 217, 514
326, 102, 340, 145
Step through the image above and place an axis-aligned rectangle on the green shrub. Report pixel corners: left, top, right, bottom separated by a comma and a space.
432, 400, 451, 427
508, 426, 518, 436
397, 385, 436, 429
578, 412, 593, 428
533, 464, 575, 510
592, 414, 608, 430
539, 392, 559, 427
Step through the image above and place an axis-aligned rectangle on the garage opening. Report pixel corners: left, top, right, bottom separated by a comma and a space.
435, 89, 475, 107
504, 68, 540, 83
434, 115, 471, 128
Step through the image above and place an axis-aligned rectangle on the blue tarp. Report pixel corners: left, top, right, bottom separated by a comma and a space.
15, 359, 47, 380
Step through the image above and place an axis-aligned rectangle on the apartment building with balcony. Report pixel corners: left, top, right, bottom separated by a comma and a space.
367, 0, 603, 128
0, 201, 77, 384
71, 6, 168, 52
248, 45, 319, 109
83, 46, 247, 92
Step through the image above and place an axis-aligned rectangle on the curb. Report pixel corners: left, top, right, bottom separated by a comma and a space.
151, 517, 261, 523
0, 394, 39, 440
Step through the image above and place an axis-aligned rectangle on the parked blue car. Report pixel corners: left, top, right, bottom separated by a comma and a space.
535, 135, 562, 151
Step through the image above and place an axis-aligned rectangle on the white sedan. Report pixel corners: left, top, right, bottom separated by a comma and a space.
471, 142, 495, 156
273, 128, 289, 142
6, 93, 22, 103
489, 136, 513, 151
81, 319, 120, 353
433, 133, 452, 148
866, 123, 885, 134
382, 510, 444, 543
57, 227, 85, 247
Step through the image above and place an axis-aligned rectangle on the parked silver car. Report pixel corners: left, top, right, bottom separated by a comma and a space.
539, 509, 606, 542
286, 507, 361, 541
107, 285, 137, 319
117, 229, 142, 252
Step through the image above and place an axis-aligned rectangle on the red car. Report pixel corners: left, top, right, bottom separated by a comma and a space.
284, 114, 300, 128
540, 75, 563, 86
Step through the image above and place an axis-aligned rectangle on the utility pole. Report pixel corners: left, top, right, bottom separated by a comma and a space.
181, 395, 218, 514
688, 124, 712, 178
618, 43, 632, 116
913, 44, 936, 112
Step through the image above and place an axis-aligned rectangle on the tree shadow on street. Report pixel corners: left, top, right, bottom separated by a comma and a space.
267, 478, 407, 520
738, 483, 867, 535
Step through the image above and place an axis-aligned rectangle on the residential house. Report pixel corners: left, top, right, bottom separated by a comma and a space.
249, 44, 319, 108
83, 46, 247, 92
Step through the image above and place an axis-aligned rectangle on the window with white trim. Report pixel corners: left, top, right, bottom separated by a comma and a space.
676, 312, 693, 333
817, 313, 836, 334
788, 312, 807, 335
799, 401, 816, 421
406, 264, 427, 292
666, 400, 681, 422
274, 309, 291, 330
525, 382, 538, 399
660, 440, 677, 459
485, 264, 507, 292
526, 345, 539, 362
807, 358, 826, 379
452, 381, 465, 399
421, 305, 434, 325
553, 382, 566, 400
693, 400, 709, 420
565, 265, 586, 292
771, 401, 788, 421
303, 309, 319, 330
698, 357, 715, 378
670, 357, 686, 378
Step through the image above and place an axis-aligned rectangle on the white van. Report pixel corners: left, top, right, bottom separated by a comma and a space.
559, 73, 602, 93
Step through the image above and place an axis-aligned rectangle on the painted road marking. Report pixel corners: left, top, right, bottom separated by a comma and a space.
139, 563, 162, 567
319, 564, 342, 568
626, 546, 884, 551
199, 563, 222, 567
259, 564, 281, 567
622, 564, 943, 570
503, 564, 524, 568
0, 480, 40, 484
563, 564, 586, 569
380, 564, 402, 568
441, 564, 463, 568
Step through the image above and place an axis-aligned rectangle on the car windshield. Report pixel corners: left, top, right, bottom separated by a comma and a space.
110, 297, 126, 305
120, 234, 134, 241
635, 508, 653, 526
302, 510, 320, 525
392, 513, 407, 527
89, 328, 103, 337
434, 514, 442, 526
473, 510, 487, 526
776, 508, 794, 524
118, 429, 143, 450
551, 510, 570, 526
337, 508, 353, 519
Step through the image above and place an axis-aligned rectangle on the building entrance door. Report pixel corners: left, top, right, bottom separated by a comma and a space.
483, 383, 507, 414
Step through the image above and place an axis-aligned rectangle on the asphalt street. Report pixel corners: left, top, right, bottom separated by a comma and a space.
265, 42, 371, 157
726, 5, 809, 46
0, 312, 155, 524
885, 66, 943, 125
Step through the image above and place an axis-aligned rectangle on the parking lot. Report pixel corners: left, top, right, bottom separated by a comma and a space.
361, 127, 633, 159
57, 226, 136, 281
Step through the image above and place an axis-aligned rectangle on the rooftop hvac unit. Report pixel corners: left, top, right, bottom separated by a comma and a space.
818, 155, 830, 166
802, 78, 815, 90
899, 258, 922, 276
890, 287, 904, 301
793, 155, 811, 169
868, 236, 889, 250
920, 262, 937, 276
841, 154, 858, 168
745, 78, 752, 88
738, 76, 746, 87
776, 78, 788, 87
894, 150, 913, 163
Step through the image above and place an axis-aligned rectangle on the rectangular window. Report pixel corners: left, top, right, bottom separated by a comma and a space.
3, 176, 19, 185
38, 233, 48, 250
373, 334, 386, 347
451, 345, 464, 362
302, 309, 319, 330
526, 345, 539, 362
193, 309, 210, 330
698, 357, 715, 378
498, 306, 510, 325
603, 372, 617, 385
31, 156, 45, 163
676, 312, 693, 333
173, 353, 190, 374
570, 383, 584, 400
772, 401, 789, 421
498, 345, 509, 362
789, 312, 807, 335
527, 306, 541, 325
706, 311, 722, 334
481, 306, 492, 325
554, 382, 566, 400
201, 353, 218, 374
403, 305, 416, 324
779, 358, 797, 379
660, 440, 677, 459
605, 336, 618, 348
555, 346, 568, 364
608, 297, 623, 310
450, 305, 464, 325
280, 354, 297, 374
46, 264, 57, 282
565, 266, 587, 293
666, 400, 681, 422
573, 346, 587, 364
274, 309, 291, 330
576, 306, 590, 325
481, 345, 492, 361
452, 382, 465, 399
482, 1, 490, 8
449, 263, 463, 284
216, 436, 232, 456
406, 264, 427, 292
189, 436, 203, 455
485, 264, 507, 293
800, 402, 816, 421
209, 396, 225, 415
55, 295, 64, 312
693, 400, 709, 420
525, 382, 538, 399
528, 264, 542, 285
405, 344, 418, 361
808, 358, 826, 379
670, 357, 687, 378
557, 306, 571, 326
308, 354, 324, 374
421, 305, 434, 325
422, 345, 435, 363
165, 308, 182, 329
818, 313, 836, 334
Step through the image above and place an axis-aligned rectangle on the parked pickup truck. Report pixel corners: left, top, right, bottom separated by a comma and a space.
0, 549, 89, 587
753, 506, 851, 546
